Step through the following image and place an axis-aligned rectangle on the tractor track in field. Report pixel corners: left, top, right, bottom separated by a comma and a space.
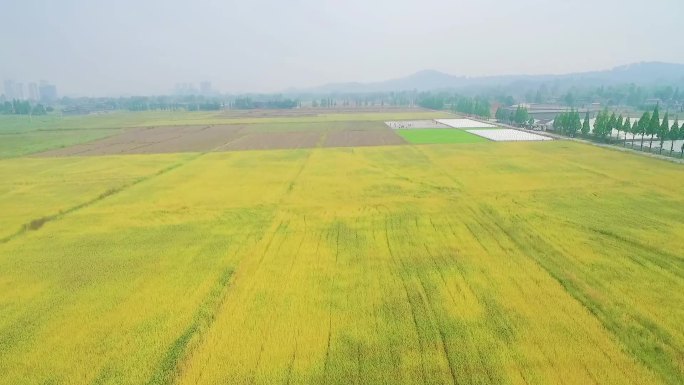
144, 268, 234, 385
0, 132, 257, 246
142, 222, 271, 385
463, 209, 573, 385
322, 222, 340, 384
0, 152, 205, 245
250, 216, 310, 384
383, 213, 429, 385
156, 151, 318, 384
476, 206, 680, 385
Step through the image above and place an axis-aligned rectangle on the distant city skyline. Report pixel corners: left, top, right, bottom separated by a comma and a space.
2, 79, 58, 103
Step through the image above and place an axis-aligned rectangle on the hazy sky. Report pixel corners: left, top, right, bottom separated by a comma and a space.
2, 0, 683, 96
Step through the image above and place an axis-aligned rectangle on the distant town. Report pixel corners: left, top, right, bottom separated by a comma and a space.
2, 79, 58, 103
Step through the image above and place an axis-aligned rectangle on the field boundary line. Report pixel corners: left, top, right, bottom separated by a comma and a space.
479, 207, 681, 385
0, 153, 205, 245
144, 268, 235, 385
382, 213, 429, 384
0, 127, 129, 161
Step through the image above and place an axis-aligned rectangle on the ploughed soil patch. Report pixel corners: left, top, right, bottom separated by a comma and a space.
34, 125, 245, 156
33, 122, 408, 156
324, 129, 406, 147
218, 131, 324, 151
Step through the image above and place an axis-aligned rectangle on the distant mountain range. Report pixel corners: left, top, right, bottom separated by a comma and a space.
292, 62, 684, 94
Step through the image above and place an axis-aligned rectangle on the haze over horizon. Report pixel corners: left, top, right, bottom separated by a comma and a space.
2, 0, 683, 97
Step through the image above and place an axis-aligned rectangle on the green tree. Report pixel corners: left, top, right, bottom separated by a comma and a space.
594, 109, 610, 140
638, 111, 650, 150
669, 117, 679, 156
564, 92, 575, 107
615, 114, 624, 141
495, 107, 505, 121
622, 117, 631, 147
513, 106, 529, 126
657, 112, 669, 154
571, 109, 581, 137
581, 112, 591, 136
681, 121, 684, 158
647, 105, 660, 151
607, 112, 617, 140
630, 120, 639, 148
31, 104, 47, 115
592, 110, 602, 138
560, 112, 570, 134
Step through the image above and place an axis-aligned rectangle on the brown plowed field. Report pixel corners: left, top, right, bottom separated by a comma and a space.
34, 125, 245, 157
34, 122, 407, 157
218, 131, 323, 151
324, 129, 406, 147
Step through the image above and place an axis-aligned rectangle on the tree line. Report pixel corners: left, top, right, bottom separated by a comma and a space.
232, 97, 298, 109
495, 106, 532, 126
553, 105, 684, 157
453, 97, 491, 118
416, 94, 492, 118
1, 100, 50, 115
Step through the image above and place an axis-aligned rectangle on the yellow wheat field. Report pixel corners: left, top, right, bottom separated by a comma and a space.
0, 141, 682, 385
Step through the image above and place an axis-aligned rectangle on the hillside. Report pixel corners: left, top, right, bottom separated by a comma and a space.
298, 62, 684, 94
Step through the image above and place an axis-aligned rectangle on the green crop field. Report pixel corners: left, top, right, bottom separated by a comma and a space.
0, 112, 682, 385
396, 128, 488, 144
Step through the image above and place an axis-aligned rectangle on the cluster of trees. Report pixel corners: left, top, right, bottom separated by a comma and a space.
416, 93, 492, 117
553, 105, 684, 157
187, 102, 222, 111
625, 105, 684, 155
124, 96, 225, 111
58, 95, 226, 114
453, 97, 490, 118
311, 98, 335, 108
48, 91, 503, 114
1, 100, 50, 115
313, 92, 422, 108
232, 97, 298, 109
414, 93, 498, 117
495, 106, 532, 126
552, 109, 583, 136
416, 95, 444, 110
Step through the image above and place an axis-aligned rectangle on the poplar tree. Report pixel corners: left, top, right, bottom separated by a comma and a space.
607, 112, 617, 140
593, 110, 604, 138
638, 111, 651, 150
647, 105, 660, 151
616, 114, 624, 140
558, 112, 568, 134
669, 118, 679, 156
631, 120, 639, 149
657, 112, 669, 154
571, 110, 581, 137
680, 121, 684, 158
622, 117, 631, 146
581, 112, 591, 136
